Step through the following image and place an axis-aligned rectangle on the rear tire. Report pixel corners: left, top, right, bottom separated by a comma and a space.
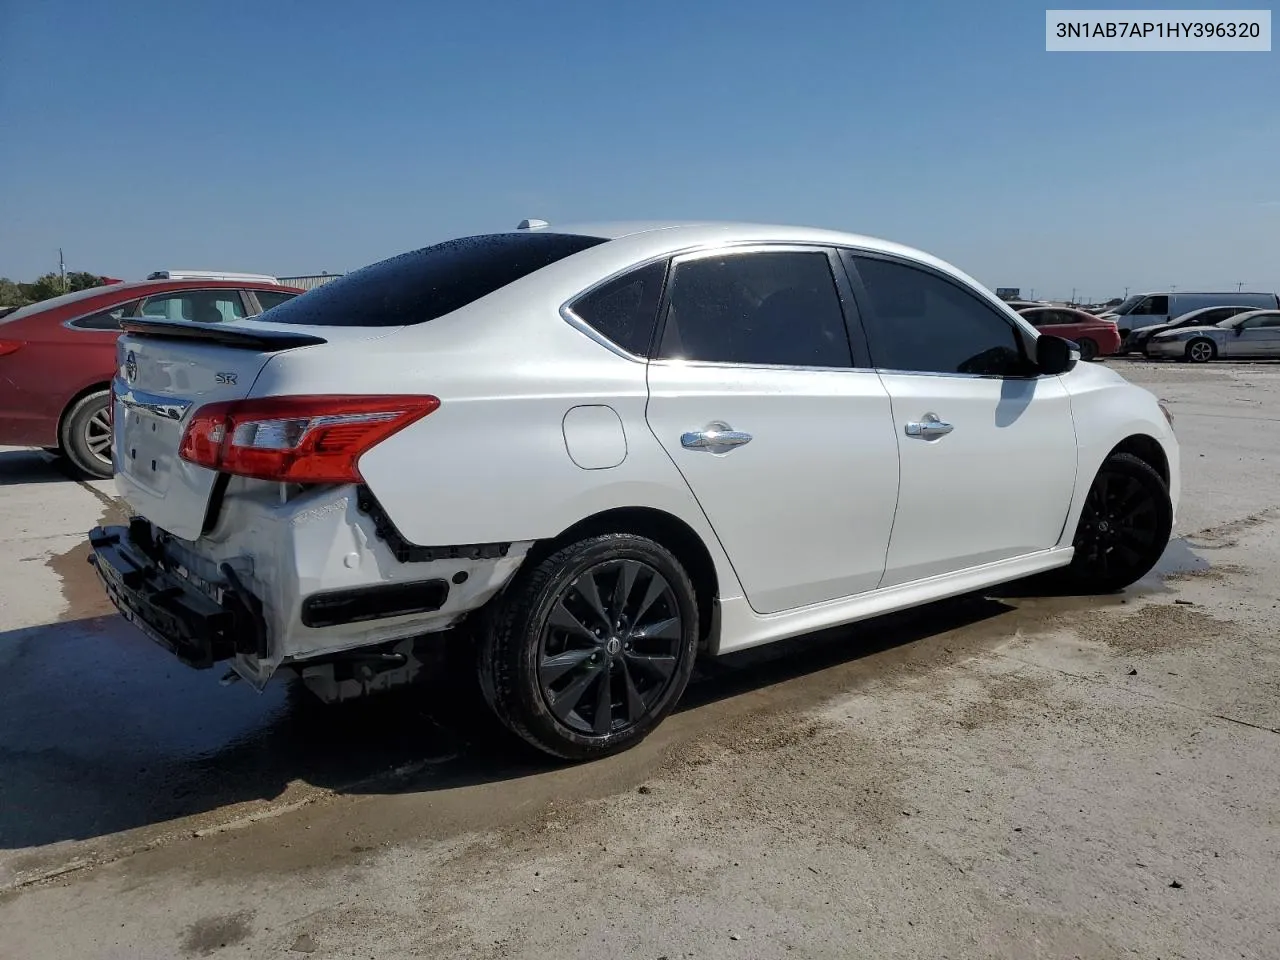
60, 390, 113, 479
477, 533, 698, 761
1077, 337, 1099, 361
1185, 339, 1216, 363
1063, 452, 1172, 593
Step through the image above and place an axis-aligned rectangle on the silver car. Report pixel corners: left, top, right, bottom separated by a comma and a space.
1146, 309, 1280, 363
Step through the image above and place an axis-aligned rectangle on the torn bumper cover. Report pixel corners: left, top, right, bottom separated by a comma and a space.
88, 522, 266, 670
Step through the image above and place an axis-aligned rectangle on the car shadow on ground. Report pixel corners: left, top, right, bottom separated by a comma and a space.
0, 448, 83, 486
0, 592, 1019, 852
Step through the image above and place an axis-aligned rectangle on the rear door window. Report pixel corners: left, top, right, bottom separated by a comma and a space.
655, 249, 854, 368
139, 290, 247, 323
260, 232, 609, 327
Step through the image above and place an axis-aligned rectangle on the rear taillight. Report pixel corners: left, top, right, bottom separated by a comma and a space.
178, 395, 439, 483
0, 340, 22, 357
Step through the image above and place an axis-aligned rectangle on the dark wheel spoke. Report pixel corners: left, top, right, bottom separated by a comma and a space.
549, 600, 600, 645
625, 651, 677, 682
611, 560, 641, 621
539, 647, 596, 684
629, 616, 681, 642
621, 660, 647, 723
592, 668, 614, 735
572, 572, 612, 630
634, 573, 669, 623
548, 662, 603, 724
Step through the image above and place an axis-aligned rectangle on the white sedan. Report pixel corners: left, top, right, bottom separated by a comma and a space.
90, 220, 1179, 760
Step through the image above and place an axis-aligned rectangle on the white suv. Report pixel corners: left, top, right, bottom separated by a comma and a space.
90, 220, 1179, 760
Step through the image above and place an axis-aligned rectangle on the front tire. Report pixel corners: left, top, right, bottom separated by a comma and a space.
60, 390, 113, 479
477, 533, 699, 761
1185, 339, 1216, 363
1064, 452, 1172, 593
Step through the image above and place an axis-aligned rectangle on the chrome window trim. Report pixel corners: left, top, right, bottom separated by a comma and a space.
558, 239, 875, 364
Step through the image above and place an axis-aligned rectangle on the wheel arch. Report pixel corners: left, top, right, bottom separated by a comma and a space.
1108, 433, 1170, 486
533, 506, 721, 649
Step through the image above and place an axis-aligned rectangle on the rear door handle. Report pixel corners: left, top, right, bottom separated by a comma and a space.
681, 422, 753, 453
904, 413, 953, 441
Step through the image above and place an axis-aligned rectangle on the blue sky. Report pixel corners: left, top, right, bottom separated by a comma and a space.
1, 0, 1276, 300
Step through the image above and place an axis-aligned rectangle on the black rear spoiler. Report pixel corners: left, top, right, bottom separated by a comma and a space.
119, 318, 327, 351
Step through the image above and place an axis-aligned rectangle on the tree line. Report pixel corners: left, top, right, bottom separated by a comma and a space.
0, 272, 114, 308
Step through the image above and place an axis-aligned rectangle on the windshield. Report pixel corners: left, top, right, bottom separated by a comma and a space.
1108, 296, 1142, 316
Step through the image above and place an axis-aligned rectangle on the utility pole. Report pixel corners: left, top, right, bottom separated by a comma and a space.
1170, 284, 1177, 293
1237, 281, 1244, 292
59, 248, 66, 292
1124, 286, 1129, 298
1070, 287, 1077, 305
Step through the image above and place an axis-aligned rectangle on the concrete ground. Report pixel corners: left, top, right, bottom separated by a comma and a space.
1, 359, 1277, 960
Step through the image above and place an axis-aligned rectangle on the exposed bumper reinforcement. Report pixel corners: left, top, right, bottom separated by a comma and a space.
88, 523, 265, 669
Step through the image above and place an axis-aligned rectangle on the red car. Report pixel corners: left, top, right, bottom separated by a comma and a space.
1016, 306, 1121, 362
0, 278, 303, 478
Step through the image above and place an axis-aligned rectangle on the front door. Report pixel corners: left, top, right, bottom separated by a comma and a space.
842, 251, 1079, 587
644, 246, 901, 615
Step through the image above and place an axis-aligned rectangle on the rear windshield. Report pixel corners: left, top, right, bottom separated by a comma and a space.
257, 232, 610, 327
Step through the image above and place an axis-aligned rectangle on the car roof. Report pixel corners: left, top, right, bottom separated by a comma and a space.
515, 219, 992, 295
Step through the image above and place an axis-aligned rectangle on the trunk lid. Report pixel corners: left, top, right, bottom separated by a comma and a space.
111, 318, 392, 540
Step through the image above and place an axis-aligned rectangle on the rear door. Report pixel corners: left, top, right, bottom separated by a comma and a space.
643, 245, 900, 614
842, 251, 1078, 587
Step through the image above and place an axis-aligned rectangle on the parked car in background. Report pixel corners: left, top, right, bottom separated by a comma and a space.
0, 277, 302, 477
1145, 309, 1280, 363
1016, 306, 1120, 360
1125, 305, 1258, 355
1102, 291, 1280, 341
89, 220, 1178, 762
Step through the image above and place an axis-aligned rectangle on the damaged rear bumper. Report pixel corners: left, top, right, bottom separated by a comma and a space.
88, 520, 267, 670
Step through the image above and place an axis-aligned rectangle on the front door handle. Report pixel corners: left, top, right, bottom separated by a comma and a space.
904, 413, 953, 441
681, 421, 753, 453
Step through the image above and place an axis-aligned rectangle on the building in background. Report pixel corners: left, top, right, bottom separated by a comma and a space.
278, 273, 343, 291
995, 287, 1021, 300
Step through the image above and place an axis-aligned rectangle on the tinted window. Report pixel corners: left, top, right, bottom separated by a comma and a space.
1133, 295, 1170, 315
68, 299, 141, 330
1242, 313, 1280, 328
849, 255, 1029, 377
140, 291, 246, 323
568, 260, 666, 356
656, 251, 852, 367
260, 232, 609, 327
254, 290, 299, 312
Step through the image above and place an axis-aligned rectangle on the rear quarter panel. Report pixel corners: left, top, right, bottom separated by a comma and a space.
250, 286, 747, 604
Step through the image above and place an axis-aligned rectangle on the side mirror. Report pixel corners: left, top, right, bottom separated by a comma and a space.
1037, 334, 1079, 374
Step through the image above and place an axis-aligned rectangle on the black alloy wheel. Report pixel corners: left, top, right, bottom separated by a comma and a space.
1065, 452, 1172, 593
478, 533, 698, 761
